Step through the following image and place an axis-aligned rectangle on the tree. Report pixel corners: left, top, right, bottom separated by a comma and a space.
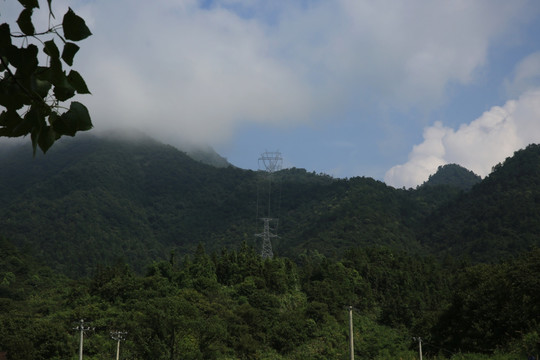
0, 0, 92, 154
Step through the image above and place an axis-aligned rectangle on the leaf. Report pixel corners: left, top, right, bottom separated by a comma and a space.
53, 101, 92, 136
0, 109, 22, 128
44, 39, 60, 59
61, 42, 80, 66
31, 74, 52, 99
62, 8, 92, 41
11, 44, 39, 76
0, 75, 29, 110
37, 126, 59, 153
48, 58, 76, 101
0, 24, 11, 51
67, 70, 91, 94
17, 0, 39, 9
48, 57, 64, 84
28, 106, 51, 155
10, 106, 37, 137
53, 80, 75, 102
17, 8, 35, 35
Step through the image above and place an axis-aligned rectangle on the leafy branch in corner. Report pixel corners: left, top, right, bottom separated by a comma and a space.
0, 0, 93, 154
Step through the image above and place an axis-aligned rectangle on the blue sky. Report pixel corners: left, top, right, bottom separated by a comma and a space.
4, 0, 540, 187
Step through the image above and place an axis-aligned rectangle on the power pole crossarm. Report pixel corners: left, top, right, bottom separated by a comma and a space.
413, 337, 423, 360
110, 330, 127, 360
73, 319, 94, 360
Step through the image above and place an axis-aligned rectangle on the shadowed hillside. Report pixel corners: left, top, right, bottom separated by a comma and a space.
1, 134, 540, 275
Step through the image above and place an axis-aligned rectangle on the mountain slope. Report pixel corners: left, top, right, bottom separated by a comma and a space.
420, 144, 540, 261
0, 134, 431, 274
2, 134, 540, 274
421, 163, 481, 190
0, 134, 258, 274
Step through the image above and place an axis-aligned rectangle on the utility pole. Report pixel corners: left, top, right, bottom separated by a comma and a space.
349, 305, 354, 360
73, 319, 93, 360
110, 330, 127, 360
413, 337, 423, 360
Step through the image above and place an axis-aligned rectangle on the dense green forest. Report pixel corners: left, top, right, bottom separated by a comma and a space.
1, 134, 540, 359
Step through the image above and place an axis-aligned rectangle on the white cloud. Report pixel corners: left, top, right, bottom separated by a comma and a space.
384, 89, 540, 188
77, 0, 317, 146
67, 0, 535, 148
505, 51, 540, 97
2, 0, 538, 155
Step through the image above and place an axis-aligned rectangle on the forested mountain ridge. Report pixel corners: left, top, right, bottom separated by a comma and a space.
0, 134, 259, 275
419, 143, 540, 261
0, 134, 438, 274
2, 135, 540, 359
1, 134, 540, 275
420, 163, 481, 190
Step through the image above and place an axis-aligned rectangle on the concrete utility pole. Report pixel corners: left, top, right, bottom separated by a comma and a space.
413, 337, 423, 360
73, 319, 93, 360
110, 330, 127, 360
349, 305, 354, 360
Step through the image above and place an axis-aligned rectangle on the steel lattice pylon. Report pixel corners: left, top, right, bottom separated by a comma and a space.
255, 151, 283, 259
255, 217, 278, 259
258, 151, 283, 173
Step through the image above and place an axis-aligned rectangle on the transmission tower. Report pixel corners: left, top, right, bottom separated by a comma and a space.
255, 151, 283, 259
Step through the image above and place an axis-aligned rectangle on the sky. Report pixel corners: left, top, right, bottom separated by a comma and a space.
3, 0, 540, 188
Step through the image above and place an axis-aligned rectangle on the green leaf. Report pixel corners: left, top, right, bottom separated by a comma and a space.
0, 24, 11, 51
67, 70, 91, 94
0, 109, 22, 129
31, 74, 52, 99
53, 80, 75, 102
17, 0, 39, 9
10, 44, 39, 75
0, 75, 29, 110
61, 42, 80, 66
44, 39, 60, 59
47, 58, 75, 102
30, 116, 46, 156
39, 61, 76, 101
54, 101, 92, 136
37, 126, 59, 153
48, 57, 64, 84
10, 107, 36, 137
62, 8, 92, 41
35, 65, 52, 83
17, 8, 35, 35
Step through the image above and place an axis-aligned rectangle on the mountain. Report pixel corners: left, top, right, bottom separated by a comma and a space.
0, 134, 257, 275
185, 145, 231, 168
420, 144, 540, 261
3, 135, 540, 359
421, 163, 481, 190
1, 133, 540, 275
0, 134, 425, 275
